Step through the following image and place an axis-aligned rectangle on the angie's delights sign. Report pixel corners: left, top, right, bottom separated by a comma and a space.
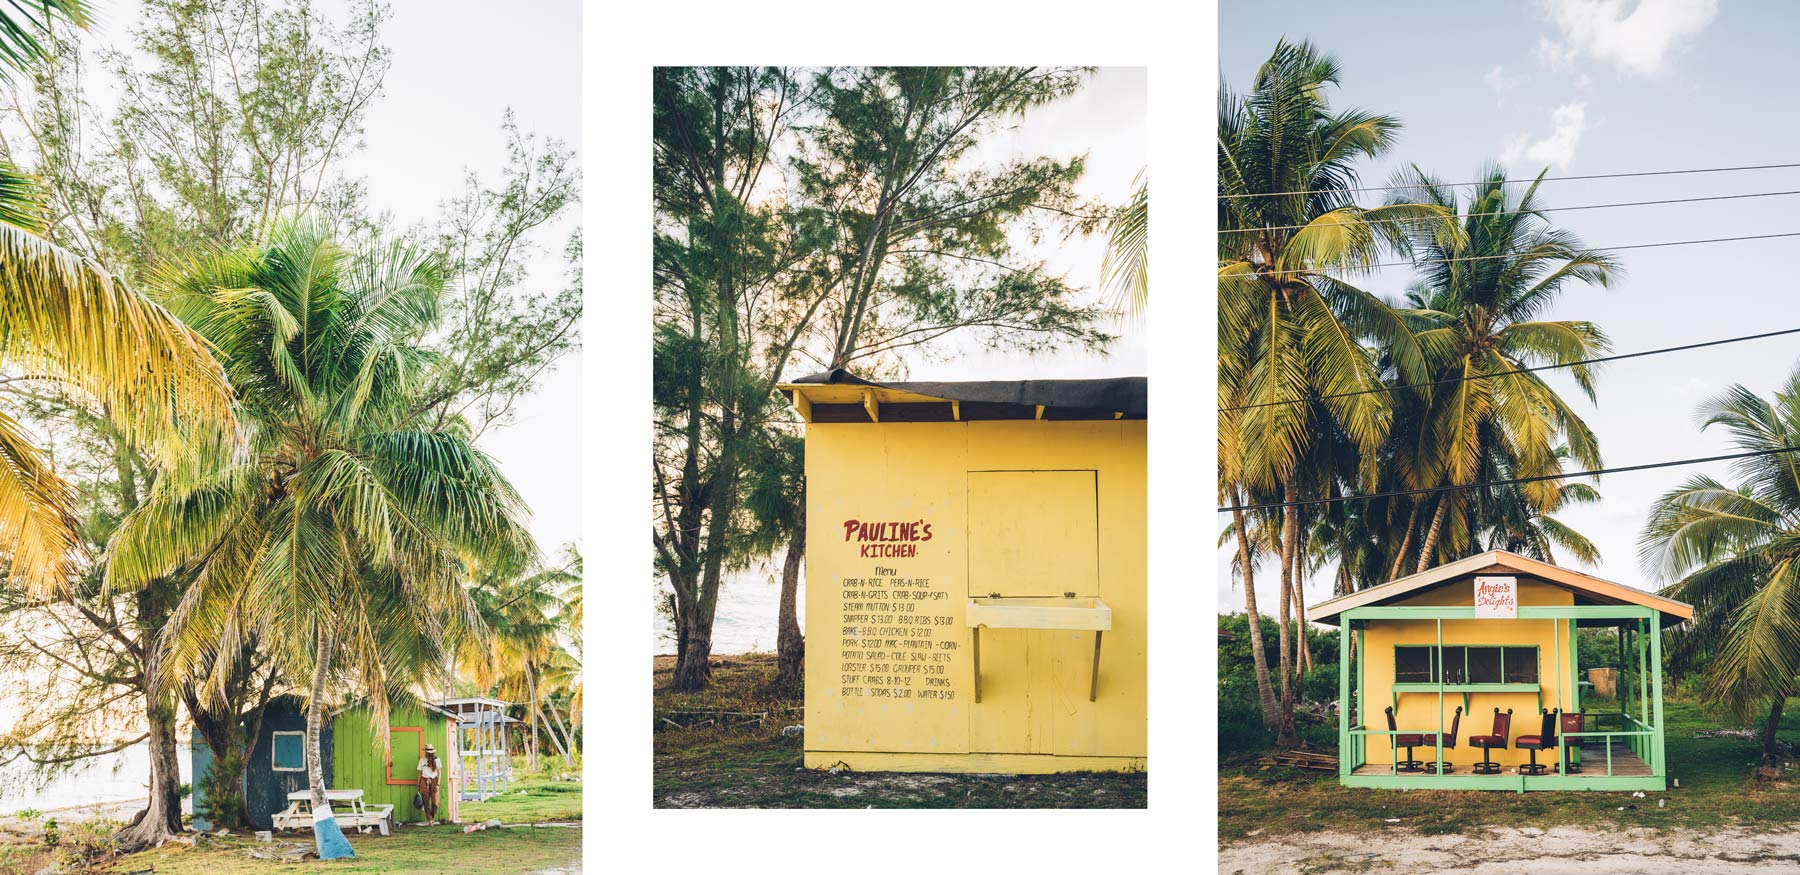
842, 518, 934, 558
1474, 576, 1518, 619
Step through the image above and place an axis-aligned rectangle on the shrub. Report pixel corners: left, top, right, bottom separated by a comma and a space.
1219, 613, 1344, 757
196, 749, 248, 828
50, 818, 122, 869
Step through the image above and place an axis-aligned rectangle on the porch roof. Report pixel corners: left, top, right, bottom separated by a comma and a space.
1309, 550, 1693, 628
779, 369, 1147, 423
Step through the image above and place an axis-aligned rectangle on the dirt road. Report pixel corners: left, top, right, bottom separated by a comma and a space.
1222, 826, 1800, 873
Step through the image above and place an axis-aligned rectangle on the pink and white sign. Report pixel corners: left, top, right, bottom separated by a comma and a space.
1474, 576, 1518, 619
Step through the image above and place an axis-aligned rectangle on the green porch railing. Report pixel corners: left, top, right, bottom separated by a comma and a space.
1338, 605, 1669, 787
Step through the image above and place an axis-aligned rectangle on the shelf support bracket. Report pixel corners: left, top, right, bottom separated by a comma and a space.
1090, 631, 1104, 701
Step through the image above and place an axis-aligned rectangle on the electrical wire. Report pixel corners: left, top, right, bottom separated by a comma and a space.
1225, 230, 1800, 280
1216, 445, 1800, 514
1219, 326, 1800, 412
1217, 188, 1800, 235
1218, 161, 1800, 201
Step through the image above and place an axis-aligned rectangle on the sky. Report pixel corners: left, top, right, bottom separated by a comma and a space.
659, 67, 1147, 653
1217, 0, 1800, 613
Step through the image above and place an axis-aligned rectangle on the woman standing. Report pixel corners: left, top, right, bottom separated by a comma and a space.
418, 744, 443, 825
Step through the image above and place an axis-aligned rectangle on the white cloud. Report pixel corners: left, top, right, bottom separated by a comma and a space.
1484, 65, 1525, 93
1502, 102, 1590, 171
1536, 0, 1719, 78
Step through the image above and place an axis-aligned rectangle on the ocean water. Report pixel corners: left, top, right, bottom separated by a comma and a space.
653, 566, 805, 655
0, 740, 193, 816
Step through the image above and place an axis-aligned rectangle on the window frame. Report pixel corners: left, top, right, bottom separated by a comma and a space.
270, 730, 306, 772
385, 726, 426, 786
1392, 644, 1540, 687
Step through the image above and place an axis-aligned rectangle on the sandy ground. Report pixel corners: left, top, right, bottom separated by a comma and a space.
1221, 826, 1800, 874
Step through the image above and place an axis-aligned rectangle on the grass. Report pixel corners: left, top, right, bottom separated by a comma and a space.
69, 759, 585, 873
462, 762, 584, 823
654, 652, 1148, 808
95, 824, 580, 874
1220, 696, 1800, 841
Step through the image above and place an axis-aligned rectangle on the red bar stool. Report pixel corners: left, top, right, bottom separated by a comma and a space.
1417, 706, 1463, 774
1559, 710, 1585, 774
1469, 707, 1512, 775
1385, 706, 1425, 773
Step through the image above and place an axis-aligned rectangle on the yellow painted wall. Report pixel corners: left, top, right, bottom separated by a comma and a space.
802, 419, 1146, 773
1361, 578, 1581, 769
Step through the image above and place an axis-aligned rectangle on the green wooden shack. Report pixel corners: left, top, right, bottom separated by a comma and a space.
330, 700, 462, 824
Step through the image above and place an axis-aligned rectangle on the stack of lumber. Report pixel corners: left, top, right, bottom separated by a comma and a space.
1262, 749, 1338, 771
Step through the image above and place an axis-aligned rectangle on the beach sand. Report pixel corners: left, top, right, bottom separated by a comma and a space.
1222, 825, 1800, 873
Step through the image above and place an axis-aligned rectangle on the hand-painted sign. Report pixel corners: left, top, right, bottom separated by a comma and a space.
1474, 576, 1518, 619
842, 518, 933, 558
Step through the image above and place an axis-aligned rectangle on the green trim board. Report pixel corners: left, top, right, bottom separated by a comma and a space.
1344, 605, 1654, 620
1343, 773, 1667, 793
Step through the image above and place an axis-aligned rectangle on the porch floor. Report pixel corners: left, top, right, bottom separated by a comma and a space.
1352, 741, 1651, 778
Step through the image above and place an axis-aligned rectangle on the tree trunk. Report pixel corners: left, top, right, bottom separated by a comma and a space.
525, 663, 540, 773
1275, 476, 1301, 748
1293, 567, 1313, 675
1762, 695, 1788, 769
776, 517, 806, 689
671, 608, 716, 691
114, 693, 183, 851
1293, 532, 1313, 675
1390, 503, 1420, 581
1233, 497, 1280, 729
307, 622, 353, 859
669, 593, 689, 677
1416, 495, 1451, 574
671, 439, 736, 692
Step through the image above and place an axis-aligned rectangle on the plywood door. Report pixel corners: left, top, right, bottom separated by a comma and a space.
966, 470, 1098, 597
967, 471, 1099, 754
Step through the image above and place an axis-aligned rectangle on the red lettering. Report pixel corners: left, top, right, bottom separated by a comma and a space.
843, 519, 860, 542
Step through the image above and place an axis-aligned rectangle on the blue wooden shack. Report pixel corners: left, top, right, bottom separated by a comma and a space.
191, 695, 335, 830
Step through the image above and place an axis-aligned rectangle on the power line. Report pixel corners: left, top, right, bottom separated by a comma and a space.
1228, 229, 1800, 279
1217, 188, 1800, 235
1217, 445, 1800, 514
1219, 161, 1800, 201
1220, 326, 1800, 412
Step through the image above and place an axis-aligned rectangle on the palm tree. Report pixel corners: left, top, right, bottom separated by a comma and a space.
1217, 38, 1452, 741
462, 550, 580, 768
0, 0, 235, 597
105, 221, 533, 859
1381, 166, 1614, 574
1102, 169, 1147, 318
1640, 368, 1800, 772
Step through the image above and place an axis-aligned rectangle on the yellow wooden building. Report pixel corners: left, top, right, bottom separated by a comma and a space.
1312, 551, 1693, 791
781, 370, 1147, 774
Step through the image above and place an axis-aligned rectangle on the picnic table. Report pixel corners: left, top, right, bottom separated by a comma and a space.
271, 788, 395, 836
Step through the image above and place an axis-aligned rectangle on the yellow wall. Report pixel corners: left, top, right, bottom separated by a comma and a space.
1361, 579, 1581, 769
802, 419, 1147, 773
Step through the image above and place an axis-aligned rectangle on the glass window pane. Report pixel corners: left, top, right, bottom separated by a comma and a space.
1396, 646, 1435, 683
1441, 646, 1467, 684
1503, 647, 1539, 684
272, 732, 304, 770
1468, 647, 1503, 684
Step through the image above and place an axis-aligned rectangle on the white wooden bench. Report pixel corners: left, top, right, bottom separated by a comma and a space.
272, 789, 395, 836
